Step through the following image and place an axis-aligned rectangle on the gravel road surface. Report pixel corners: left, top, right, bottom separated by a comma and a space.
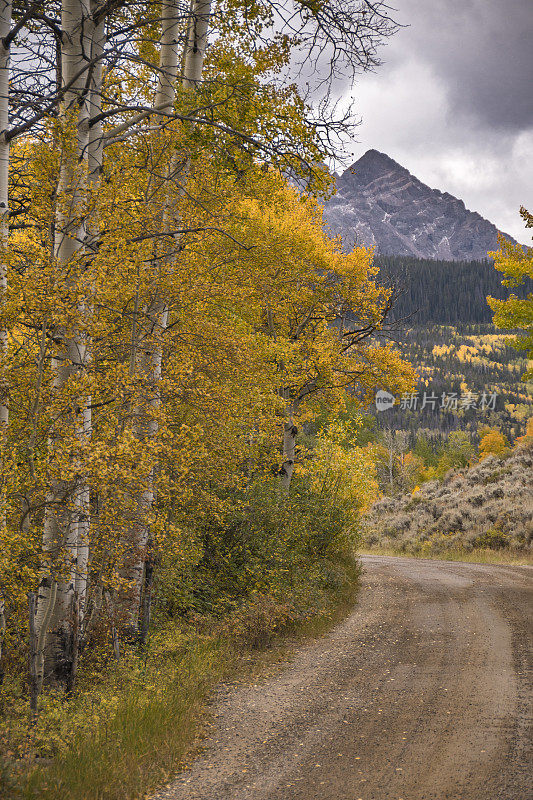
152, 555, 533, 800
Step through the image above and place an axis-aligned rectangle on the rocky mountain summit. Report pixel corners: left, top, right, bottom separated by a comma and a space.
324, 149, 516, 260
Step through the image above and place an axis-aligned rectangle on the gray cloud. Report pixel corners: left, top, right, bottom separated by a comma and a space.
337, 0, 533, 243
395, 0, 533, 131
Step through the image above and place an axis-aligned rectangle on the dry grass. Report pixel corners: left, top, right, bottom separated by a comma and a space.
359, 546, 533, 566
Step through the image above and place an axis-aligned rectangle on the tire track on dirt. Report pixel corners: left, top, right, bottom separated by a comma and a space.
152, 555, 533, 800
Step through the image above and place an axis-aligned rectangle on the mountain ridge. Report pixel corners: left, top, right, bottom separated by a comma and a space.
324, 149, 517, 261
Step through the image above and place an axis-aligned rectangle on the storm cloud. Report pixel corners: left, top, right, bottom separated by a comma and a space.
338, 0, 533, 242
389, 0, 533, 131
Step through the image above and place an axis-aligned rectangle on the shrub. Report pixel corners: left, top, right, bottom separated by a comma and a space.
473, 528, 511, 550
361, 442, 532, 556
479, 428, 510, 461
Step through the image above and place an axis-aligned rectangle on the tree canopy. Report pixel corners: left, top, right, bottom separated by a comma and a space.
0, 0, 414, 724
488, 207, 533, 380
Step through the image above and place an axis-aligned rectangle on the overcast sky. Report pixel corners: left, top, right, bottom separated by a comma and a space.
338, 0, 532, 243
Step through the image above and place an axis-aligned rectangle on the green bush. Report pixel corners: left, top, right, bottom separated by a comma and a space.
473, 528, 511, 550
161, 478, 356, 621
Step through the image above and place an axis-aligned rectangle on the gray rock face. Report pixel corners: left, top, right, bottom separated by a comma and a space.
324, 149, 516, 260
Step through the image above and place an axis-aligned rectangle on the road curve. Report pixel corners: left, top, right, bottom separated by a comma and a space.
152, 555, 533, 800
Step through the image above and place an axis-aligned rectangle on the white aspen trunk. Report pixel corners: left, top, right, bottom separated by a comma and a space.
73, 413, 90, 618
280, 404, 298, 492
120, 0, 212, 632
73, 10, 106, 622
36, 0, 93, 686
0, 2, 12, 534
156, 0, 181, 112
182, 0, 211, 87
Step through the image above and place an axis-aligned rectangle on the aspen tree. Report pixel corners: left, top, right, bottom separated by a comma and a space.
119, 0, 182, 633
0, 1, 10, 434
74, 4, 106, 629
35, 0, 94, 687
120, 0, 213, 632
235, 189, 414, 490
489, 208, 533, 380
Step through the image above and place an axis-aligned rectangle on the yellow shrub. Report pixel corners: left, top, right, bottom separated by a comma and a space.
479, 428, 509, 460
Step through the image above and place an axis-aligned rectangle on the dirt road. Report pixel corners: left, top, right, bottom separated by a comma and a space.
153, 555, 533, 800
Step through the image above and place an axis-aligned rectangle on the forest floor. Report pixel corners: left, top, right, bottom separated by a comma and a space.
150, 554, 533, 800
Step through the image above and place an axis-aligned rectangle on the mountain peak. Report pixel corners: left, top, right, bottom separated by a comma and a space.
342, 150, 407, 186
353, 148, 403, 170
324, 150, 516, 260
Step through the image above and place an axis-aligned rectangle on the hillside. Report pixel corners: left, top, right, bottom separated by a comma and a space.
372, 324, 532, 441
325, 149, 518, 260
361, 442, 533, 555
375, 254, 533, 325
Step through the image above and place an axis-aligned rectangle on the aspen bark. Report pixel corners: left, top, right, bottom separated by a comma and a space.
182, 0, 211, 87
36, 0, 93, 687
73, 10, 106, 622
34, 579, 57, 696
104, 590, 120, 661
28, 593, 38, 712
120, 0, 212, 632
139, 551, 154, 645
280, 405, 298, 492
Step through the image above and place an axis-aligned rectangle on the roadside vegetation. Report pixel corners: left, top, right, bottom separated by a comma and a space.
1, 477, 363, 800
360, 423, 533, 561
0, 2, 413, 797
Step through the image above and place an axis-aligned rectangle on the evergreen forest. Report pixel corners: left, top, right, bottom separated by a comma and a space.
376, 255, 533, 325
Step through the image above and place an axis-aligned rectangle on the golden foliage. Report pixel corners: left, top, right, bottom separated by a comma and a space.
488, 207, 533, 379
